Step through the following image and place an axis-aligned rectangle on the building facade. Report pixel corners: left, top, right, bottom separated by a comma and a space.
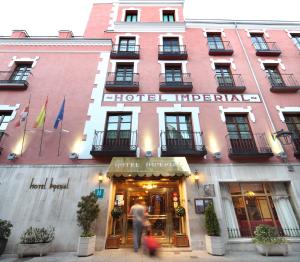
0, 0, 300, 253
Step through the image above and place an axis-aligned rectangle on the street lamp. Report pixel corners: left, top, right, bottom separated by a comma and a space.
194, 170, 200, 189
273, 129, 294, 145
98, 173, 103, 189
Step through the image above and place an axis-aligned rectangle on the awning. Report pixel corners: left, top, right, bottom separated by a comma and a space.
107, 157, 191, 178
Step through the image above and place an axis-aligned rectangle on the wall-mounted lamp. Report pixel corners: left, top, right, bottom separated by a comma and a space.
194, 170, 200, 189
7, 152, 17, 161
69, 152, 78, 160
272, 129, 294, 146
213, 152, 222, 160
145, 150, 152, 157
277, 151, 287, 161
98, 173, 103, 189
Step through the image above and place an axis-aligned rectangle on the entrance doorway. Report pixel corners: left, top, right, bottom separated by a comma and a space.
111, 178, 184, 247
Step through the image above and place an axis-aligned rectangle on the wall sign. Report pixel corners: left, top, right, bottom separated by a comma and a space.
103, 93, 261, 103
194, 198, 213, 214
197, 184, 215, 197
29, 178, 70, 191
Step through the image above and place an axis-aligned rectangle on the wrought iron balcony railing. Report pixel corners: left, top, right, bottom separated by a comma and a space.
90, 130, 137, 157
105, 72, 139, 91
110, 44, 140, 59
215, 74, 246, 93
159, 73, 193, 92
158, 45, 188, 60
160, 130, 207, 157
208, 41, 234, 55
0, 71, 30, 90
253, 42, 281, 56
267, 73, 300, 93
225, 132, 273, 159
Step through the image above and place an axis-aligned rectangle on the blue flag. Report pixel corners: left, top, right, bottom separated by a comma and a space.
54, 98, 65, 129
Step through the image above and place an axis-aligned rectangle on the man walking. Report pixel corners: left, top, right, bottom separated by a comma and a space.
130, 199, 146, 252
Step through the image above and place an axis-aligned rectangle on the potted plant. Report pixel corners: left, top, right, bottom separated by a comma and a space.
253, 224, 288, 256
173, 205, 189, 247
77, 192, 100, 257
204, 203, 225, 256
17, 226, 55, 258
106, 206, 123, 249
0, 219, 13, 256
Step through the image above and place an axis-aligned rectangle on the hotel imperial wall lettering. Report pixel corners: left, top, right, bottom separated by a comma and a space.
29, 178, 70, 191
103, 93, 261, 103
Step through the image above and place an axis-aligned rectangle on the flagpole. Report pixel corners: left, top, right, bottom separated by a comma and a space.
57, 96, 65, 156
20, 94, 31, 156
38, 96, 48, 156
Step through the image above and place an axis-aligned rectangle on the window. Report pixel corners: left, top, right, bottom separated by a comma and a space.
115, 64, 134, 82
284, 114, 300, 152
264, 65, 285, 87
10, 63, 32, 81
162, 10, 175, 22
207, 33, 224, 50
225, 114, 257, 153
125, 10, 138, 22
215, 65, 235, 87
119, 37, 136, 52
103, 114, 132, 148
291, 34, 300, 50
0, 111, 12, 141
165, 65, 182, 83
163, 37, 180, 53
251, 34, 269, 50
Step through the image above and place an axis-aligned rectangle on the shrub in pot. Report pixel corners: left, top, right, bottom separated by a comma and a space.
0, 219, 13, 256
17, 226, 55, 258
253, 224, 288, 256
204, 203, 225, 256
106, 206, 123, 249
77, 192, 100, 256
173, 206, 189, 247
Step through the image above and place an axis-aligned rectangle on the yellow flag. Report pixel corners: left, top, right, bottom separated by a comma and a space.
34, 97, 48, 128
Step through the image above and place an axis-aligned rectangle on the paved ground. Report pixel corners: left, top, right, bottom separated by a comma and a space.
1, 250, 300, 262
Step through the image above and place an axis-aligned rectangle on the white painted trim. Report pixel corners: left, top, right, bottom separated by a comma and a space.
8, 56, 39, 68
110, 59, 140, 73
158, 61, 187, 73
112, 22, 185, 33
0, 39, 112, 46
258, 58, 286, 71
156, 104, 202, 157
219, 106, 255, 123
121, 8, 141, 22
158, 33, 183, 45
275, 106, 300, 122
159, 7, 178, 22
0, 104, 20, 131
108, 3, 119, 31
115, 33, 140, 45
210, 58, 236, 71
285, 30, 300, 39
203, 28, 226, 38
245, 29, 269, 38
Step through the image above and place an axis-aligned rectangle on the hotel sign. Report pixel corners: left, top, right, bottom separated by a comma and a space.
103, 93, 261, 103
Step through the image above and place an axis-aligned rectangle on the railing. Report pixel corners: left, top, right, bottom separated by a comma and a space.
0, 131, 8, 155
253, 41, 281, 52
0, 71, 31, 88
160, 131, 206, 155
292, 137, 300, 156
228, 227, 300, 239
158, 45, 187, 56
91, 130, 137, 153
110, 44, 140, 57
225, 132, 273, 156
105, 72, 139, 89
159, 73, 192, 88
208, 41, 233, 52
267, 73, 299, 88
215, 74, 245, 88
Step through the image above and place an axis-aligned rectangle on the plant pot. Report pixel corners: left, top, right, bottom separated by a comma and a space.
0, 238, 8, 256
255, 243, 288, 256
173, 233, 189, 247
17, 242, 52, 258
105, 235, 121, 249
205, 235, 225, 256
77, 235, 96, 257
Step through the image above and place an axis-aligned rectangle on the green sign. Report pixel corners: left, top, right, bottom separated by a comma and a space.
95, 188, 104, 199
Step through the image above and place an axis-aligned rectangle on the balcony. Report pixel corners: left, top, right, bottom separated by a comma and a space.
267, 74, 300, 93
208, 41, 234, 56
158, 45, 188, 60
226, 133, 273, 159
90, 130, 137, 157
0, 71, 29, 90
110, 44, 140, 59
215, 74, 246, 93
159, 73, 193, 92
253, 42, 281, 56
105, 72, 139, 92
160, 131, 207, 157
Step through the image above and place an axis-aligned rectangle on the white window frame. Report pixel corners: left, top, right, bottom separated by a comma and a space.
258, 58, 285, 71
245, 29, 269, 38
0, 104, 20, 131
160, 8, 178, 22
158, 61, 188, 73
210, 58, 236, 71
110, 60, 139, 73
159, 33, 183, 46
9, 56, 39, 68
203, 28, 226, 38
276, 106, 300, 122
122, 8, 141, 22
115, 33, 140, 45
219, 106, 255, 123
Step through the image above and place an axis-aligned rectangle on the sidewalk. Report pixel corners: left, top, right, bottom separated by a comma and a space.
1, 249, 300, 262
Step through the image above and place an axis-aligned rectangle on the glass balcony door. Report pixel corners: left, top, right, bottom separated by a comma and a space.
215, 66, 235, 87
163, 38, 180, 53
165, 66, 182, 83
265, 67, 285, 87
115, 65, 134, 83
119, 38, 136, 52
251, 35, 269, 50
208, 34, 224, 50
285, 114, 300, 153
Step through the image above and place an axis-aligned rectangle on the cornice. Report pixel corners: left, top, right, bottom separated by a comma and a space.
112, 22, 185, 32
